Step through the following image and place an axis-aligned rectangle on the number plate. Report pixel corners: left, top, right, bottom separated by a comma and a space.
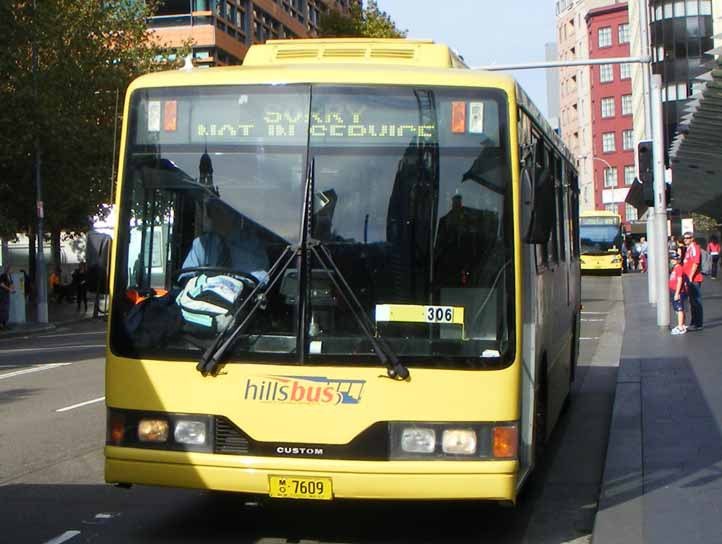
268, 476, 333, 500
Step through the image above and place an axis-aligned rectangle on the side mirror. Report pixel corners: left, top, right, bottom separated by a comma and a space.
520, 168, 534, 242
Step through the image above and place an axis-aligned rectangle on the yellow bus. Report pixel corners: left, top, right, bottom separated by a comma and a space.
579, 211, 623, 275
105, 39, 581, 504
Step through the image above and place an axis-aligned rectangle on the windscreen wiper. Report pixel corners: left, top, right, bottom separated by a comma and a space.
196, 244, 297, 375
301, 158, 408, 380
197, 158, 409, 380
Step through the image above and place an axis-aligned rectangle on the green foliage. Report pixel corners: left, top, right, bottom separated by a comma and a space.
690, 213, 720, 234
0, 0, 189, 238
319, 0, 406, 39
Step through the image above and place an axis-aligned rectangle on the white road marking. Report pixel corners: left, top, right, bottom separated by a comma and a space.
582, 311, 608, 315
43, 531, 81, 544
580, 337, 601, 341
0, 363, 72, 380
581, 318, 605, 322
38, 331, 106, 339
0, 344, 105, 354
56, 396, 105, 413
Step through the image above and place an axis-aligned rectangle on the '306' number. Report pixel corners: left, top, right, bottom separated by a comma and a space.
425, 306, 453, 323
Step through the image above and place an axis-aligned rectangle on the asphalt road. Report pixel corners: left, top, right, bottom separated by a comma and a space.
0, 276, 624, 544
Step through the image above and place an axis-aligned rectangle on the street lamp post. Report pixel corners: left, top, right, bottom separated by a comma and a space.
581, 155, 618, 211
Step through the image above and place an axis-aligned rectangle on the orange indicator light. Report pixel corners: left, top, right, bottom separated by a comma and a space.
164, 101, 177, 132
492, 425, 518, 459
109, 414, 125, 445
451, 101, 466, 133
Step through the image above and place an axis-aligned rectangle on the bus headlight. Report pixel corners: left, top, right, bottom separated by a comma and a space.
442, 429, 477, 454
174, 420, 207, 445
138, 419, 169, 442
400, 427, 436, 453
611, 256, 621, 263
390, 422, 517, 460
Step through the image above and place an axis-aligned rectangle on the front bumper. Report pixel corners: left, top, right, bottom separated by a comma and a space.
105, 446, 518, 501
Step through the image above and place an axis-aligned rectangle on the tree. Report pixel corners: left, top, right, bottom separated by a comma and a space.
0, 1, 189, 267
319, 0, 406, 39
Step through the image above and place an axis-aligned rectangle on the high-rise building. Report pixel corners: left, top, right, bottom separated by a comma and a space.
586, 3, 638, 224
555, 0, 626, 211
149, 0, 358, 67
629, 0, 721, 156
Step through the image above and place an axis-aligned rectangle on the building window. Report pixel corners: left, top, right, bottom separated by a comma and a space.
687, 0, 699, 16
601, 97, 615, 118
626, 203, 638, 221
674, 1, 685, 16
604, 167, 618, 187
664, 2, 673, 18
602, 132, 616, 152
618, 23, 630, 44
700, 0, 712, 15
623, 130, 634, 150
600, 64, 614, 83
620, 63, 632, 79
598, 27, 612, 48
624, 165, 636, 185
622, 95, 633, 116
605, 203, 618, 213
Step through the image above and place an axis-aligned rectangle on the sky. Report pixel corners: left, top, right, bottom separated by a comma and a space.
376, 0, 557, 117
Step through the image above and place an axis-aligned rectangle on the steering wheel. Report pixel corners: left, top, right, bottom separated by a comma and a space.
174, 266, 260, 289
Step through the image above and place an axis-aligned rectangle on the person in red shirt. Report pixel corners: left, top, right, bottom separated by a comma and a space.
669, 252, 687, 335
683, 232, 703, 330
707, 236, 720, 279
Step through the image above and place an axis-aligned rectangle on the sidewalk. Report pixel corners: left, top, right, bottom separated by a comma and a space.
0, 297, 104, 339
593, 273, 722, 543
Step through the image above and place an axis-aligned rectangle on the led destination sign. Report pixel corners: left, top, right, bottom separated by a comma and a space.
133, 86, 499, 148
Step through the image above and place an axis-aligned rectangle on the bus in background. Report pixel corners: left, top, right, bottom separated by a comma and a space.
579, 211, 623, 275
105, 39, 580, 504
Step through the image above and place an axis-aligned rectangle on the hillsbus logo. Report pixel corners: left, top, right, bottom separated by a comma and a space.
243, 375, 366, 405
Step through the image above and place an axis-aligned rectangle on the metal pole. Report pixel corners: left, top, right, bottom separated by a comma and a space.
32, 0, 48, 324
651, 75, 670, 327
475, 56, 651, 71
638, 0, 656, 304
111, 88, 119, 203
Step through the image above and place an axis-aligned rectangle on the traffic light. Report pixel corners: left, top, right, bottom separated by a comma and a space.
637, 140, 655, 206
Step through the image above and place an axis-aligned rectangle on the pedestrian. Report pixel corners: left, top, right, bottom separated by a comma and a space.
669, 252, 687, 335
639, 236, 648, 272
72, 262, 88, 313
668, 235, 677, 253
683, 231, 704, 331
0, 265, 16, 329
677, 237, 686, 261
707, 236, 720, 279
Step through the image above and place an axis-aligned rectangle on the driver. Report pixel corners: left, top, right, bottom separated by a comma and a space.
181, 197, 269, 284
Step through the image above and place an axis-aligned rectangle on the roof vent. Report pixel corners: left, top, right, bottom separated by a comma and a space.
322, 48, 367, 59
275, 48, 319, 60
369, 48, 416, 60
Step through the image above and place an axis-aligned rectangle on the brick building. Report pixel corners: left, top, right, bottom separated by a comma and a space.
587, 3, 638, 225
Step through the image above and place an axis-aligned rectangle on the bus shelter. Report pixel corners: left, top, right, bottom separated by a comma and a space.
670, 55, 722, 222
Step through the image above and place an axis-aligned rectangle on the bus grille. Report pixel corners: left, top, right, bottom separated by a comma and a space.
214, 416, 250, 454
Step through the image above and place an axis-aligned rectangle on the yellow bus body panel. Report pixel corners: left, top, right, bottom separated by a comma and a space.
580, 254, 622, 273
107, 44, 529, 502
106, 356, 520, 500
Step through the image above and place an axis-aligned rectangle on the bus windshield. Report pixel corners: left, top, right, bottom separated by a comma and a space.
580, 224, 622, 254
111, 84, 515, 369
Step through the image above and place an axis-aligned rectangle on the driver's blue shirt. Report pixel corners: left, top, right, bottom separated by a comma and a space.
182, 231, 269, 283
